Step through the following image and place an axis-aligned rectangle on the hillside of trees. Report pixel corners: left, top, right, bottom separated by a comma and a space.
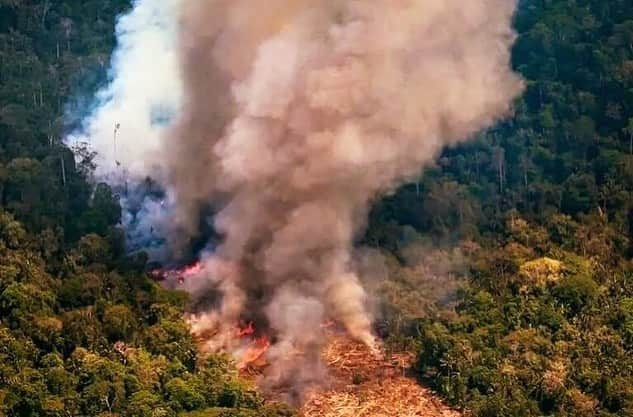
1, 0, 632, 416
368, 1, 633, 416
0, 1, 292, 416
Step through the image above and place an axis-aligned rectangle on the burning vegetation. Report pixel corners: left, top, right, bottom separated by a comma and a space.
160, 262, 459, 414
216, 319, 460, 416
70, 0, 522, 405
159, 0, 522, 397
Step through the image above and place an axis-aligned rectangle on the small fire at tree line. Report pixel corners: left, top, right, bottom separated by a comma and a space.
68, 0, 523, 396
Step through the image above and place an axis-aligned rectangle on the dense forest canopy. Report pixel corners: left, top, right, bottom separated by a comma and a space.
0, 1, 293, 416
369, 1, 633, 416
0, 0, 632, 416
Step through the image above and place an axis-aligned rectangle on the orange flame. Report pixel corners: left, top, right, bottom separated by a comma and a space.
239, 336, 271, 369
180, 261, 203, 278
151, 261, 203, 283
235, 321, 255, 337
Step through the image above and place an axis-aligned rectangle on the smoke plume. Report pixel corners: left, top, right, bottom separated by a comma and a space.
65, 0, 182, 256
69, 0, 523, 396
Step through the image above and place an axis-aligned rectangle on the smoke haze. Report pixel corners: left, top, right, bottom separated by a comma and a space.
68, 0, 523, 396
64, 0, 182, 256
67, 0, 182, 177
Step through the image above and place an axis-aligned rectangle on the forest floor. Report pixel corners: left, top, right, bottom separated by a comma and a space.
298, 330, 460, 417
241, 327, 457, 417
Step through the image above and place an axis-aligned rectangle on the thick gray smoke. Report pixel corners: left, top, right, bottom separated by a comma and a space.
171, 0, 523, 393
70, 0, 523, 396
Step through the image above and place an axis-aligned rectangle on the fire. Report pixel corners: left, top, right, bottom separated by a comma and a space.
180, 261, 203, 277
236, 321, 255, 337
238, 336, 271, 370
234, 321, 271, 370
151, 261, 203, 283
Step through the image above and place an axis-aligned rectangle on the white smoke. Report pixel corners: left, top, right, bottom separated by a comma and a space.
68, 0, 524, 397
64, 0, 183, 257
65, 0, 182, 178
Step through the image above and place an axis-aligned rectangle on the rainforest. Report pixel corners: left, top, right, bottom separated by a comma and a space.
0, 1, 632, 416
